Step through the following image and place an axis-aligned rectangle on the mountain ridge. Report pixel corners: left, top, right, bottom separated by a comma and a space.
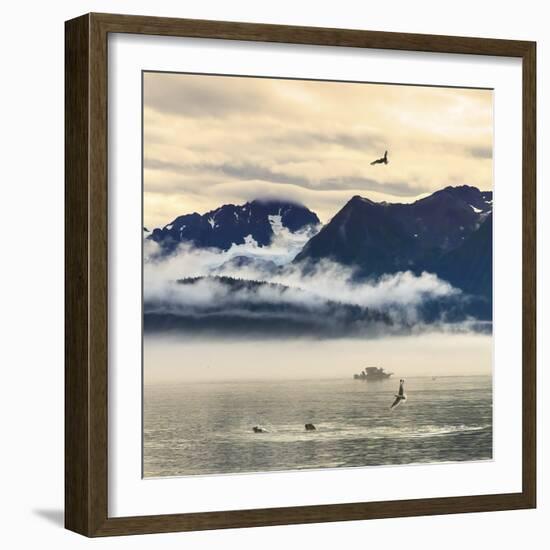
146, 185, 493, 319
149, 199, 319, 254
294, 185, 492, 281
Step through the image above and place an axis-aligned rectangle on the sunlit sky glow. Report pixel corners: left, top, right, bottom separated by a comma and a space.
143, 72, 493, 229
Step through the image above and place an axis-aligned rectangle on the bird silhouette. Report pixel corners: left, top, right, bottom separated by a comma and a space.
390, 379, 407, 410
370, 150, 388, 166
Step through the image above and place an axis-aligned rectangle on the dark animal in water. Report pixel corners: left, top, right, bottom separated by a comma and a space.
305, 423, 316, 431
370, 150, 388, 165
252, 426, 267, 433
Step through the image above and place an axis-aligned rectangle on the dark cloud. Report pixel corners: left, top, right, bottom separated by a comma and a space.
264, 130, 385, 153
209, 162, 309, 187
144, 74, 268, 118
145, 158, 308, 186
144, 158, 188, 173
145, 157, 427, 198
469, 146, 492, 159
317, 176, 428, 196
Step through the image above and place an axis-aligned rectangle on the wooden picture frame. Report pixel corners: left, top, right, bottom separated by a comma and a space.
65, 12, 536, 537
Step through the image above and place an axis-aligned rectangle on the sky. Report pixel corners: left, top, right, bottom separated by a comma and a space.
143, 71, 493, 229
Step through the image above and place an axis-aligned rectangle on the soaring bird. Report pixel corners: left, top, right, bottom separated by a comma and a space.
370, 150, 388, 165
390, 379, 407, 410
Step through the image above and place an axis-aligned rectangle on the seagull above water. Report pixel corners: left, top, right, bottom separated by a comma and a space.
390, 379, 407, 410
370, 150, 388, 166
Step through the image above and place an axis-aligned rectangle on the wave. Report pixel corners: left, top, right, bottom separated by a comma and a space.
216, 422, 491, 444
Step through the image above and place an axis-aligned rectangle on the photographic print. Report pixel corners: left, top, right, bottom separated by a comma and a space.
142, 72, 493, 478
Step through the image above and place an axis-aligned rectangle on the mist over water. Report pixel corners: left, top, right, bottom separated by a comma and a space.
144, 332, 492, 384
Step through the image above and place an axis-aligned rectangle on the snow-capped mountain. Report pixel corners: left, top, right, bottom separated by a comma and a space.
294, 185, 492, 278
148, 199, 320, 254
144, 185, 493, 333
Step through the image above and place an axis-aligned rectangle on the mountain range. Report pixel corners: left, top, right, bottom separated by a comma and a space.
148, 199, 319, 254
146, 185, 493, 325
294, 186, 492, 308
295, 186, 491, 272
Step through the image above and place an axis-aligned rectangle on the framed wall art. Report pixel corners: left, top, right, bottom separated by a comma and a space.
65, 13, 536, 537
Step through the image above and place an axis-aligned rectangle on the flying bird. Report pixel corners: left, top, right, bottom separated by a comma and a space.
390, 379, 407, 410
370, 150, 388, 166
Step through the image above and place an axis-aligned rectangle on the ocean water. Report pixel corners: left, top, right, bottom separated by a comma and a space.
143, 376, 492, 478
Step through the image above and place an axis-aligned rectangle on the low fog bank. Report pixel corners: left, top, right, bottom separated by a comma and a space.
144, 332, 492, 384
144, 236, 458, 311
144, 232, 489, 338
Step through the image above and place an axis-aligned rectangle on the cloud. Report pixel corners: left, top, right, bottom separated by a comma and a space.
144, 73, 270, 118
317, 176, 425, 196
469, 146, 493, 159
144, 230, 469, 338
145, 158, 309, 187
263, 129, 386, 153
143, 73, 493, 229
144, 158, 428, 204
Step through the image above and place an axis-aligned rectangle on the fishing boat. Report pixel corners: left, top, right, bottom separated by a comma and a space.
353, 367, 393, 381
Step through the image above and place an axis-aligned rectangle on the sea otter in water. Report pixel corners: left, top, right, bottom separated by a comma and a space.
252, 426, 267, 433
